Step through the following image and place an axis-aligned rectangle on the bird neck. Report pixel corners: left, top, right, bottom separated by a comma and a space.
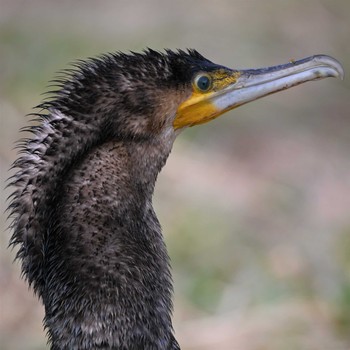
127, 131, 176, 196
43, 132, 179, 349
11, 99, 180, 348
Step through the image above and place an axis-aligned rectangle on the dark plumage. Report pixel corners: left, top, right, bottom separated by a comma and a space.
8, 49, 343, 349
9, 49, 206, 350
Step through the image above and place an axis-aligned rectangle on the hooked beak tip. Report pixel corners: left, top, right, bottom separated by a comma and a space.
311, 55, 344, 80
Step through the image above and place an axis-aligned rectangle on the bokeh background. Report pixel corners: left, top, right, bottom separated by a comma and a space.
1, 1, 350, 349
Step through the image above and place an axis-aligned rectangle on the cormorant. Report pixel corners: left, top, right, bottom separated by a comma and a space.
8, 49, 344, 349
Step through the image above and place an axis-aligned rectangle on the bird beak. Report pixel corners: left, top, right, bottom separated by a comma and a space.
174, 55, 344, 129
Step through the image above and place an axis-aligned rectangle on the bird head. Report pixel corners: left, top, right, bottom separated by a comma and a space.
168, 51, 344, 130
54, 49, 343, 142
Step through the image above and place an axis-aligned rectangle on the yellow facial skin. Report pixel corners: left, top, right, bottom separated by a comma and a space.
173, 70, 241, 129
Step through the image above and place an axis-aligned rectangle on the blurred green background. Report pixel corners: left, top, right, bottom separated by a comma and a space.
1, 1, 350, 349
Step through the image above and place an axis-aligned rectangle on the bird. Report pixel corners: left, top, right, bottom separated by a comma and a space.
7, 49, 343, 349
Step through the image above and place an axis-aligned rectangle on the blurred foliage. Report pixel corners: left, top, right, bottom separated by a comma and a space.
334, 227, 350, 334
1, 1, 350, 349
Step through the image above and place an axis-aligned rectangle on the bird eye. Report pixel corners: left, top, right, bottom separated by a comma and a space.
194, 74, 212, 92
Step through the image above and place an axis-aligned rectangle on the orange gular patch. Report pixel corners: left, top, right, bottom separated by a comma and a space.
173, 70, 240, 129
173, 91, 218, 128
